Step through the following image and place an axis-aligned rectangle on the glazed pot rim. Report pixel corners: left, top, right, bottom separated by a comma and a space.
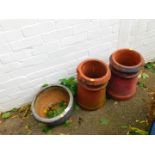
31, 84, 73, 124
111, 48, 144, 70
77, 58, 111, 85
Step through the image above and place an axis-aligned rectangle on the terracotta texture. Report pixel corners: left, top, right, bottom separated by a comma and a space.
110, 48, 144, 73
77, 59, 111, 110
107, 48, 144, 101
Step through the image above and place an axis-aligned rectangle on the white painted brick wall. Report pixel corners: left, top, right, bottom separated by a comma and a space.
0, 19, 155, 112
22, 21, 55, 37
10, 36, 43, 51
3, 30, 23, 42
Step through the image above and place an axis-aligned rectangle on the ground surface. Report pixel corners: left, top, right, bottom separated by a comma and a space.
0, 67, 155, 135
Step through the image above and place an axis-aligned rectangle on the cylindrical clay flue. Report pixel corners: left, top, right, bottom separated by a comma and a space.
107, 48, 144, 101
77, 59, 111, 110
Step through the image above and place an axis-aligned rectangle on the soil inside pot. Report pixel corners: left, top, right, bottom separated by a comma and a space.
34, 86, 70, 118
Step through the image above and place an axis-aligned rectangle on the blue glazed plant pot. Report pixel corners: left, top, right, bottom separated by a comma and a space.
31, 84, 74, 126
149, 120, 155, 135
